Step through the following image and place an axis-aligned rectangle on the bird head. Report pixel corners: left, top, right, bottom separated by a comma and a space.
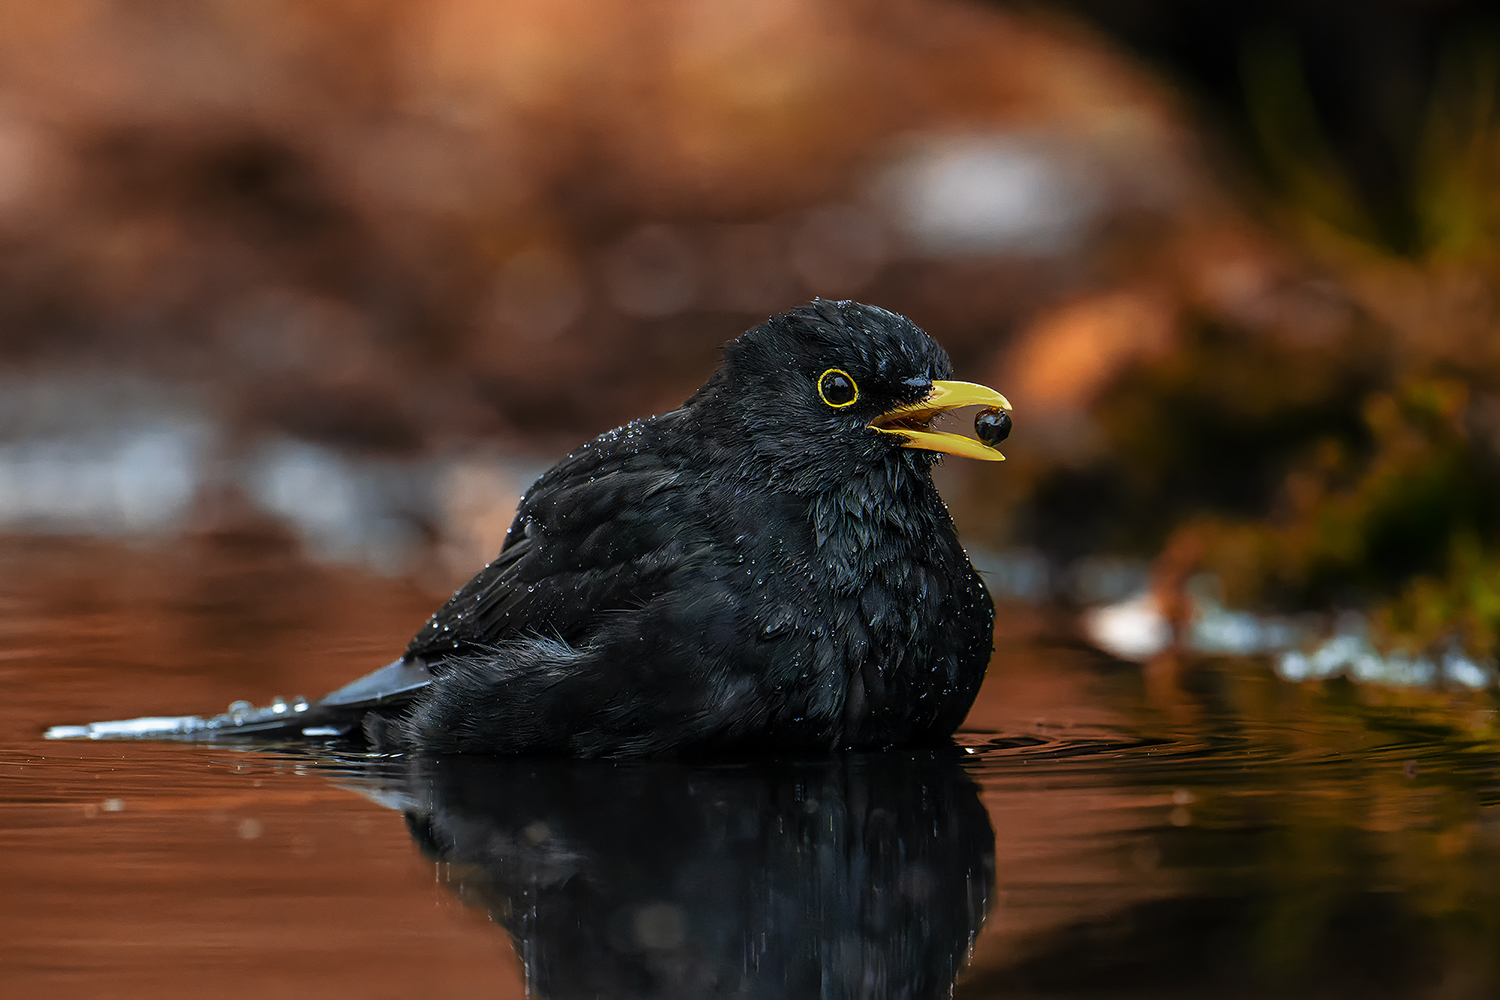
693, 301, 1012, 474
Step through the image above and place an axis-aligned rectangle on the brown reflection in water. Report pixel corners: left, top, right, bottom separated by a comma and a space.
3, 537, 1500, 998
963, 653, 1500, 998
0, 535, 526, 998
2, 754, 526, 998
0, 531, 436, 725
352, 751, 993, 999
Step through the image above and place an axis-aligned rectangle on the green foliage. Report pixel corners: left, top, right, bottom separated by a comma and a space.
1096, 315, 1380, 543
1192, 380, 1500, 650
1241, 26, 1500, 259
1036, 32, 1500, 657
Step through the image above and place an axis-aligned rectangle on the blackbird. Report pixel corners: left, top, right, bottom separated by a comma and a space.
49, 301, 1012, 756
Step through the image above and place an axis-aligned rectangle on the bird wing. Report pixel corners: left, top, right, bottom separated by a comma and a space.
405, 439, 716, 664
46, 418, 721, 742
301, 448, 717, 732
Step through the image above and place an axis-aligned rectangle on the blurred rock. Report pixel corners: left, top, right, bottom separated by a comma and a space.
879, 133, 1102, 258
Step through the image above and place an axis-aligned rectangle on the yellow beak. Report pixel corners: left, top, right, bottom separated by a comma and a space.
868, 380, 1013, 461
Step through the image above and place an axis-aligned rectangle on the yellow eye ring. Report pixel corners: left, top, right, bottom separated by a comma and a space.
817, 368, 859, 408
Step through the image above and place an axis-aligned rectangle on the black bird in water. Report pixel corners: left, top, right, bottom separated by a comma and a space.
50, 301, 1012, 755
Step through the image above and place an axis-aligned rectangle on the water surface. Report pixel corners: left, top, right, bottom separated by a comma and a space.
3, 537, 1499, 998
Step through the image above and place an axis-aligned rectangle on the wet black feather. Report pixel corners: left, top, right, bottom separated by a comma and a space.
396, 301, 994, 755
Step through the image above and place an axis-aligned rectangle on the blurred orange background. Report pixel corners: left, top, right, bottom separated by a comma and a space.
0, 0, 1258, 576
3, 0, 1499, 667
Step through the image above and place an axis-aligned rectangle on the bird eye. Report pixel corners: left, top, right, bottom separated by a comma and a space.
818, 368, 859, 408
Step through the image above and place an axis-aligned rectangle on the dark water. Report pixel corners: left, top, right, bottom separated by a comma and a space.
4, 537, 1500, 999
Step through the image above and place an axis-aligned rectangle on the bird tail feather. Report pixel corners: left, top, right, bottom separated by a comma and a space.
44, 658, 432, 742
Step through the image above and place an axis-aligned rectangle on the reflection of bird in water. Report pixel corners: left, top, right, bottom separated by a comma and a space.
337, 751, 994, 1000
51, 301, 1013, 755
